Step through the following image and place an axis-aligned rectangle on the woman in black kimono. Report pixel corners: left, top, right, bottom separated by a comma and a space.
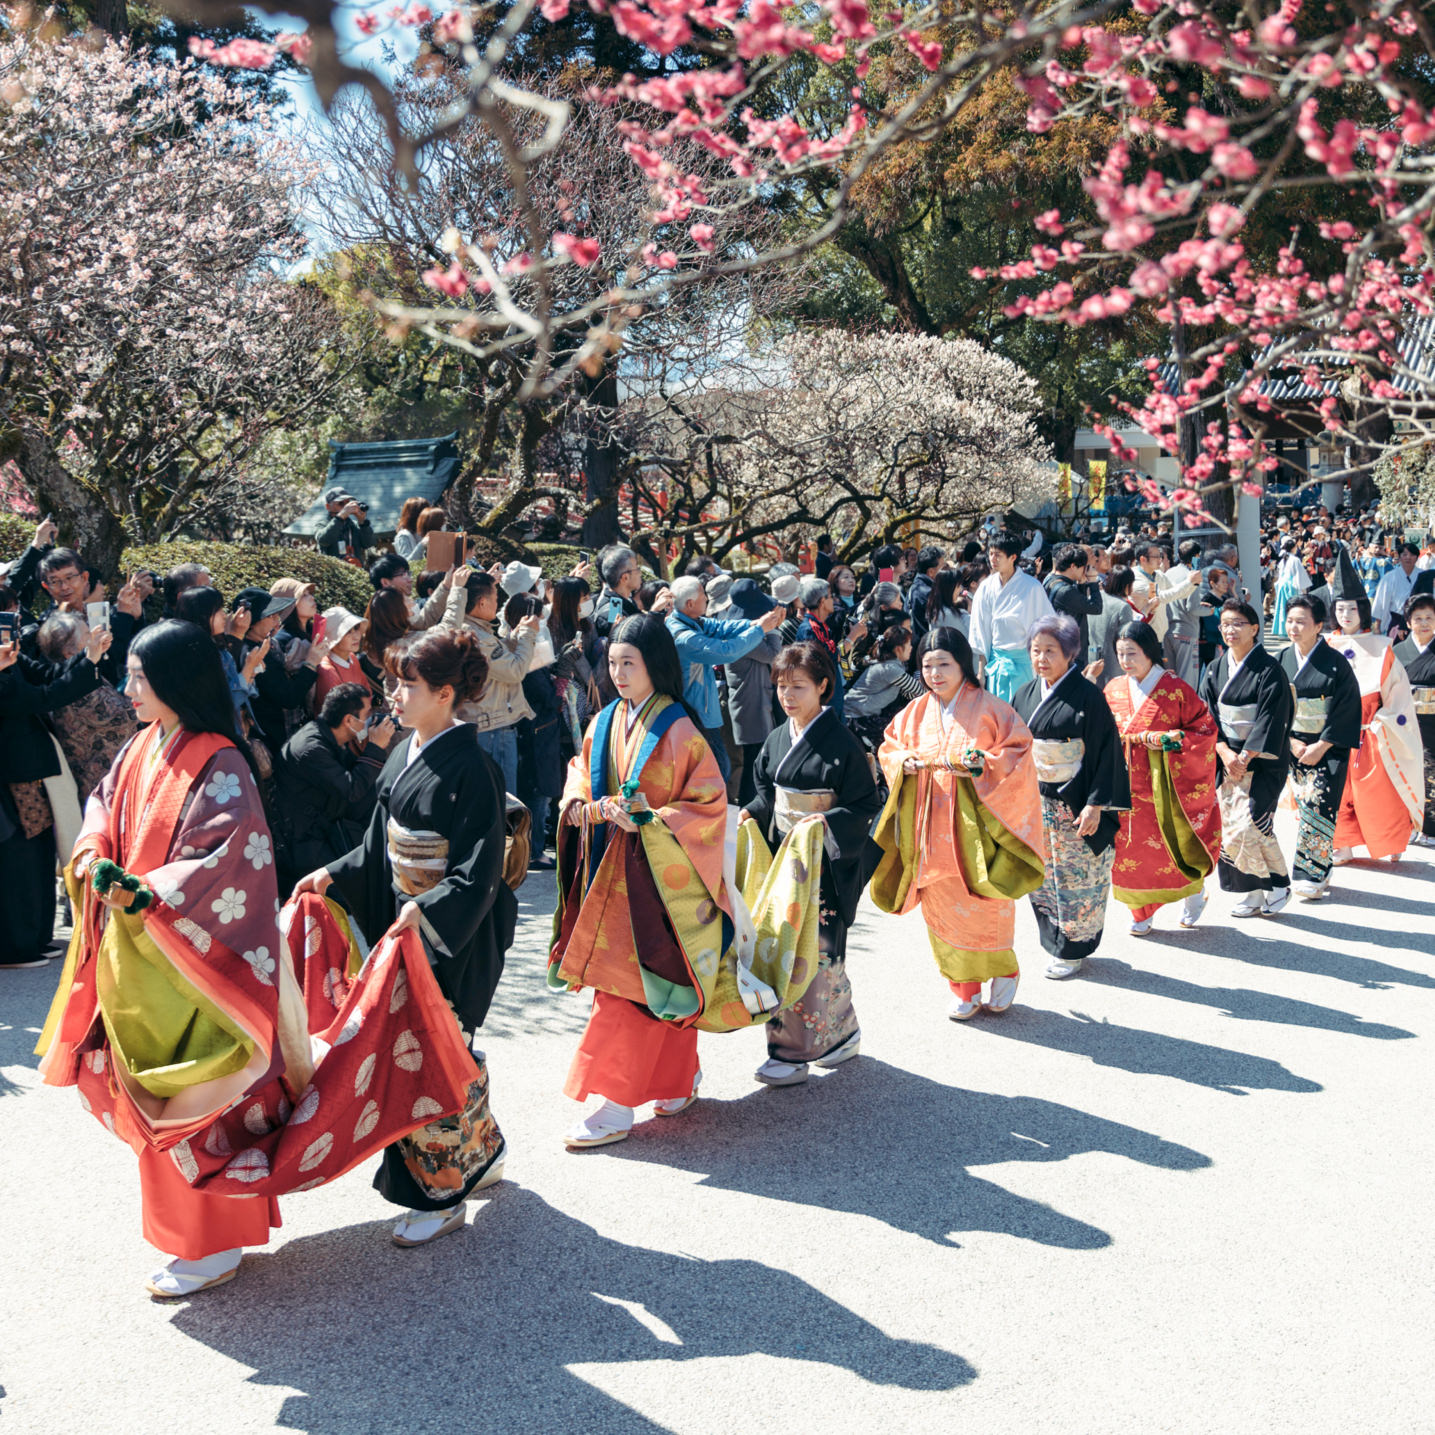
1394, 591, 1435, 847
1278, 595, 1362, 898
1012, 615, 1129, 980
295, 627, 517, 1248
739, 641, 881, 1086
1199, 600, 1294, 918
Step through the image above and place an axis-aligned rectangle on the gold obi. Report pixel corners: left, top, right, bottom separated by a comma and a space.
1413, 686, 1435, 716
1032, 737, 1084, 785
1291, 695, 1328, 737
774, 786, 837, 836
387, 818, 449, 898
1218, 702, 1257, 741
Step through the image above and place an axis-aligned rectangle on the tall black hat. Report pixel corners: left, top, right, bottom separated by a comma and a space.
1329, 542, 1365, 603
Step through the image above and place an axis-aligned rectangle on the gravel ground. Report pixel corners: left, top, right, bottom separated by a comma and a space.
2, 808, 1432, 1434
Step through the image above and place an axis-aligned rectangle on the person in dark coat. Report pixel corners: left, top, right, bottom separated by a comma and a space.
904, 545, 944, 643
0, 622, 110, 968
276, 683, 396, 887
1396, 590, 1435, 848
507, 593, 564, 869
723, 578, 784, 806
1043, 543, 1104, 669
315, 486, 376, 561
740, 641, 881, 1087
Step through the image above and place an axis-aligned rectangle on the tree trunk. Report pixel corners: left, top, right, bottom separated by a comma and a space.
19, 428, 128, 574
579, 362, 622, 548
837, 227, 936, 335
92, 0, 130, 38
1347, 400, 1392, 511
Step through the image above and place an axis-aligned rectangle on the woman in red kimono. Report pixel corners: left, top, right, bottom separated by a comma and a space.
1104, 620, 1220, 935
551, 614, 730, 1149
39, 622, 478, 1298
872, 627, 1045, 1021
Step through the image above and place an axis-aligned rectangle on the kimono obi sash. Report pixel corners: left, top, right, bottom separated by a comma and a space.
774, 786, 837, 836
1218, 702, 1258, 740
1412, 686, 1435, 715
1032, 737, 1083, 785
387, 818, 449, 898
1291, 695, 1329, 735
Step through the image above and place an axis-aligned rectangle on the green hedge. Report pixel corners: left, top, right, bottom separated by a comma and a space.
120, 540, 374, 613
0, 511, 35, 563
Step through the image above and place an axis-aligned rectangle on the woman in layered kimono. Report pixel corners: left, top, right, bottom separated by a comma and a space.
1278, 596, 1362, 899
1012, 615, 1128, 980
1106, 620, 1220, 933
551, 614, 730, 1149
1326, 578, 1424, 864
739, 641, 881, 1084
297, 625, 517, 1248
873, 627, 1045, 1021
1393, 592, 1435, 848
1199, 601, 1294, 918
40, 623, 476, 1298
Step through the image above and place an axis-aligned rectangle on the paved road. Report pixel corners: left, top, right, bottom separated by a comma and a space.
2, 809, 1432, 1434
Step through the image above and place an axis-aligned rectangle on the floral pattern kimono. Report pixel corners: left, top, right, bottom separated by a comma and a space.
1105, 669, 1221, 918
873, 686, 1045, 985
37, 722, 477, 1260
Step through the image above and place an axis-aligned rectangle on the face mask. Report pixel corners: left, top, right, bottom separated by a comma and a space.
578, 598, 595, 619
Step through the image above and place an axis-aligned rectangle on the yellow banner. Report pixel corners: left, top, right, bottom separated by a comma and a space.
1088, 460, 1107, 512
1058, 463, 1072, 513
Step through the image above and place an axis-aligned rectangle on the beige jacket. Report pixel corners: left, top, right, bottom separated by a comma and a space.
442, 584, 536, 730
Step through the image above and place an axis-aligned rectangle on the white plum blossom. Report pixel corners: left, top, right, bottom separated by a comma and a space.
241, 947, 276, 985
205, 771, 242, 806
211, 887, 248, 924
243, 833, 272, 870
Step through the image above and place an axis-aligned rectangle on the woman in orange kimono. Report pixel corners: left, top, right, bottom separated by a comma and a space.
551, 614, 731, 1149
1104, 620, 1220, 934
38, 622, 479, 1298
1328, 585, 1424, 862
873, 627, 1045, 1021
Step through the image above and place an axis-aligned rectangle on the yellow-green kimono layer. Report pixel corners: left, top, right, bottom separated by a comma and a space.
549, 694, 826, 1033
873, 687, 1046, 983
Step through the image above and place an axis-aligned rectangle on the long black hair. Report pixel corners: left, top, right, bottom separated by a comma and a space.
1115, 619, 1164, 667
610, 613, 705, 729
174, 585, 227, 645
914, 624, 981, 689
128, 620, 259, 781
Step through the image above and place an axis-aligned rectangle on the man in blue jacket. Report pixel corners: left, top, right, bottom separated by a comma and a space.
666, 575, 782, 781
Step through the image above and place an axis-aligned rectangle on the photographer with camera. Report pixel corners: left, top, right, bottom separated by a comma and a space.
276, 682, 396, 885
315, 485, 376, 563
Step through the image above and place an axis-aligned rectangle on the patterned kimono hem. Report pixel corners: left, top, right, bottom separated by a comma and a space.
1030, 796, 1114, 961
1113, 879, 1204, 908
927, 932, 1018, 984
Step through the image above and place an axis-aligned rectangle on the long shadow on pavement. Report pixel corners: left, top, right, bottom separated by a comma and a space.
614, 1058, 1209, 1250
169, 1186, 975, 1434
1087, 960, 1416, 1040
1142, 927, 1435, 991
974, 1007, 1322, 1096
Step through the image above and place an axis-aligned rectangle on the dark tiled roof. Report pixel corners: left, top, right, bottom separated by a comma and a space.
285, 433, 462, 537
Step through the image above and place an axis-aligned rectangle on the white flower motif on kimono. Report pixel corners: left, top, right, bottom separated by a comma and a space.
205, 770, 242, 806
241, 946, 275, 985
153, 880, 185, 908
212, 887, 248, 924
243, 832, 272, 870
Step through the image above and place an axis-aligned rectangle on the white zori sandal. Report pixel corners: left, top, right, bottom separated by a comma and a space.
565, 1100, 635, 1149
392, 1203, 469, 1248
146, 1248, 243, 1299
653, 1070, 702, 1117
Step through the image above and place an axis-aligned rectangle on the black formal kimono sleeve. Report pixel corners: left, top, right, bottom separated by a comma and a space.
1242, 651, 1294, 759
1316, 650, 1362, 750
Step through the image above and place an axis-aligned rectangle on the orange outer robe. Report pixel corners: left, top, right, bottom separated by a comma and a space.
1327, 633, 1424, 858
874, 687, 1046, 982
551, 698, 730, 1106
